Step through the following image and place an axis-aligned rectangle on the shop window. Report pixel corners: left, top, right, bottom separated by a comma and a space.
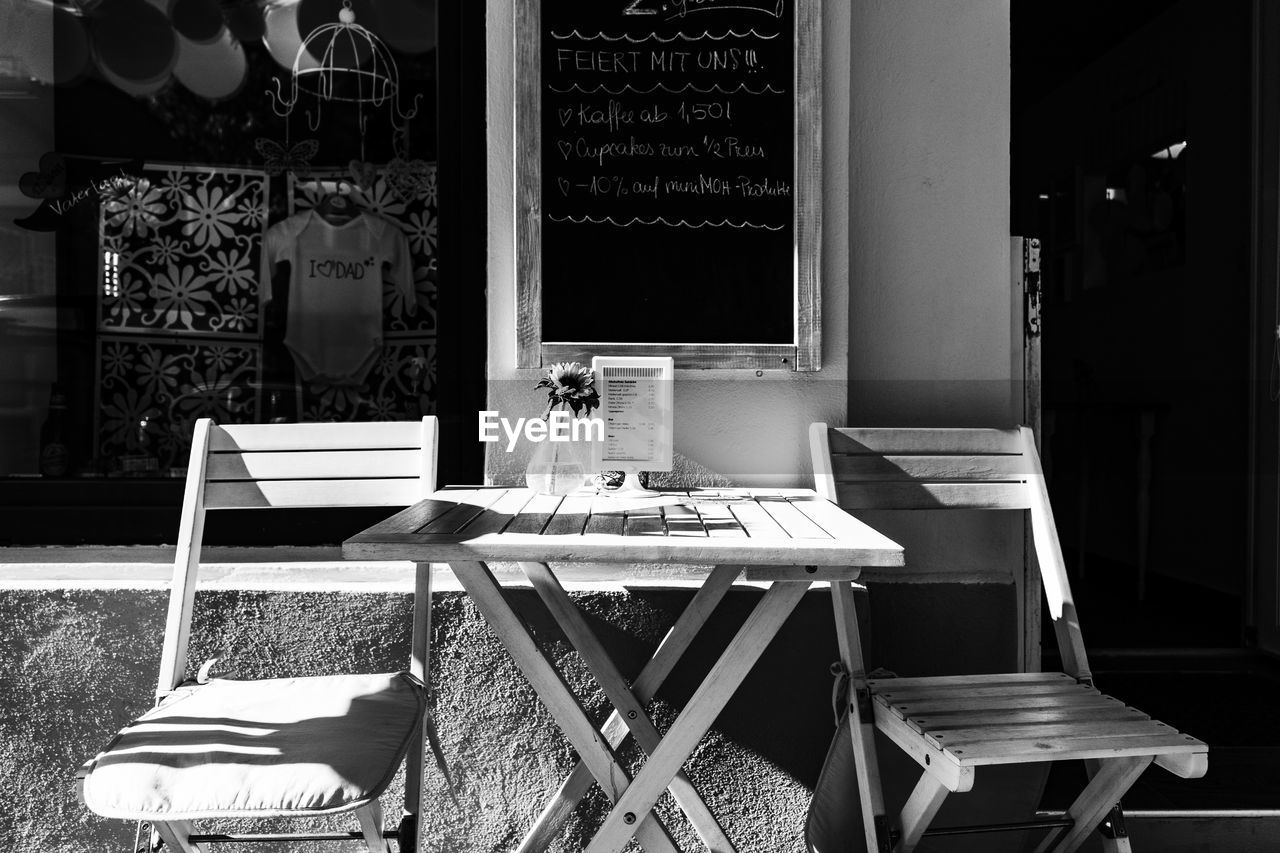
0, 0, 454, 544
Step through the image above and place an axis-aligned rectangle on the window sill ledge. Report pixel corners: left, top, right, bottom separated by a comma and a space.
0, 546, 732, 592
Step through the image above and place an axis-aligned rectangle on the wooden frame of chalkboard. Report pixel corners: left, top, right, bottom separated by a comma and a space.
515, 0, 822, 371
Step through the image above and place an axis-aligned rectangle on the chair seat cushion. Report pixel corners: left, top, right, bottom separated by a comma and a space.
870, 671, 1207, 771
82, 672, 425, 820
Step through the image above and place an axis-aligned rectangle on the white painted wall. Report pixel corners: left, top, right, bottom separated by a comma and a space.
847, 0, 1014, 426
839, 0, 1021, 597
485, 0, 1013, 485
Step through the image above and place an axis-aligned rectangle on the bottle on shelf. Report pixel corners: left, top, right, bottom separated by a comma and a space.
119, 415, 160, 477
38, 386, 71, 478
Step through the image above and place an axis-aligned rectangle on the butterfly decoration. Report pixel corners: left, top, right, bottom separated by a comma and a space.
382, 128, 432, 203
254, 138, 320, 179
384, 156, 432, 203
347, 159, 378, 192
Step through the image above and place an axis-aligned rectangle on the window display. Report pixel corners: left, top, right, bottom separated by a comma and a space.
265, 206, 413, 386
279, 171, 438, 422
0, 0, 439, 491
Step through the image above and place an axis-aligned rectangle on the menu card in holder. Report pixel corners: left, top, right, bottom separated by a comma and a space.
591, 355, 673, 496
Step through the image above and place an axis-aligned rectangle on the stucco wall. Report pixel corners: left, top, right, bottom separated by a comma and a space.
0, 583, 1019, 853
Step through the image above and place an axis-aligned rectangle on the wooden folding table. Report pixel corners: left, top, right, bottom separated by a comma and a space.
343, 486, 903, 853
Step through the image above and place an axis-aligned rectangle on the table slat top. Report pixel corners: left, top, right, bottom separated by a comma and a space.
343, 487, 905, 567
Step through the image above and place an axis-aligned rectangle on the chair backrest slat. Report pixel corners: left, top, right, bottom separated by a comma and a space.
209, 420, 426, 452
821, 426, 1031, 511
204, 477, 427, 509
811, 422, 1090, 680
202, 420, 437, 509
828, 427, 1024, 456
831, 453, 1033, 482
834, 482, 1032, 511
157, 417, 438, 694
205, 448, 424, 483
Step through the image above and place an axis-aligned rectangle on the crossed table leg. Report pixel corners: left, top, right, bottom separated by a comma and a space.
449, 561, 814, 853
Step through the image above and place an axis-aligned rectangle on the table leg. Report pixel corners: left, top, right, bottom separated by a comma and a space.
405, 562, 432, 853
832, 580, 889, 853
449, 561, 680, 853
522, 561, 737, 853
585, 581, 812, 853
517, 563, 741, 853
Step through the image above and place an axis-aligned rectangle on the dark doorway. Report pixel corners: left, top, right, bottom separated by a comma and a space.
1013, 0, 1280, 813
1013, 0, 1251, 652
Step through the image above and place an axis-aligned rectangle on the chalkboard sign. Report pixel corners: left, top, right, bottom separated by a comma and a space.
516, 0, 821, 370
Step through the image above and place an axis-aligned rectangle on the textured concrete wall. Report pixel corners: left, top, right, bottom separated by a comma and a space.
0, 582, 1017, 853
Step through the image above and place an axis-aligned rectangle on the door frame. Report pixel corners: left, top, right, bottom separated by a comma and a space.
1013, 235, 1044, 671
435, 0, 489, 487
1249, 0, 1280, 655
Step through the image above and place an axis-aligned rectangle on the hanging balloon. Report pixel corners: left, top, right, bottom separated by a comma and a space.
263, 0, 319, 71
9, 0, 53, 82
375, 0, 435, 56
97, 58, 173, 96
12, 1, 92, 85
225, 0, 266, 42
89, 0, 178, 85
297, 0, 377, 69
175, 29, 248, 100
52, 6, 93, 84
169, 0, 225, 44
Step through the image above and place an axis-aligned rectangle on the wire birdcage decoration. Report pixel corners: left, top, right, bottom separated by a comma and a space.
267, 0, 420, 154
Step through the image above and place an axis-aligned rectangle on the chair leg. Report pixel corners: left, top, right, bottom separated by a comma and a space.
893, 772, 950, 853
152, 821, 203, 853
404, 562, 433, 843
356, 801, 391, 853
1034, 756, 1152, 853
831, 581, 891, 853
1082, 758, 1135, 853
1098, 813, 1134, 853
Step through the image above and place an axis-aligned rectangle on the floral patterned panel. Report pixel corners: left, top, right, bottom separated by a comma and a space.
296, 337, 436, 423
98, 167, 268, 340
95, 335, 261, 474
288, 167, 438, 337
296, 335, 437, 422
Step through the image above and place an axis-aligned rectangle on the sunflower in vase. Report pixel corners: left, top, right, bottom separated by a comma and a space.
526, 362, 601, 494
535, 361, 600, 419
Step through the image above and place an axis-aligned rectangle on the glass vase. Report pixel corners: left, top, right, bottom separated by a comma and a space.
524, 424, 592, 495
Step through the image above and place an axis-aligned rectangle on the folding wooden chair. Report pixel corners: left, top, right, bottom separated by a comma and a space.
809, 424, 1207, 853
79, 417, 440, 853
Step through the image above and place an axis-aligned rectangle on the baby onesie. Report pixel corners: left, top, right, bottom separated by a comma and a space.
261, 211, 413, 386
